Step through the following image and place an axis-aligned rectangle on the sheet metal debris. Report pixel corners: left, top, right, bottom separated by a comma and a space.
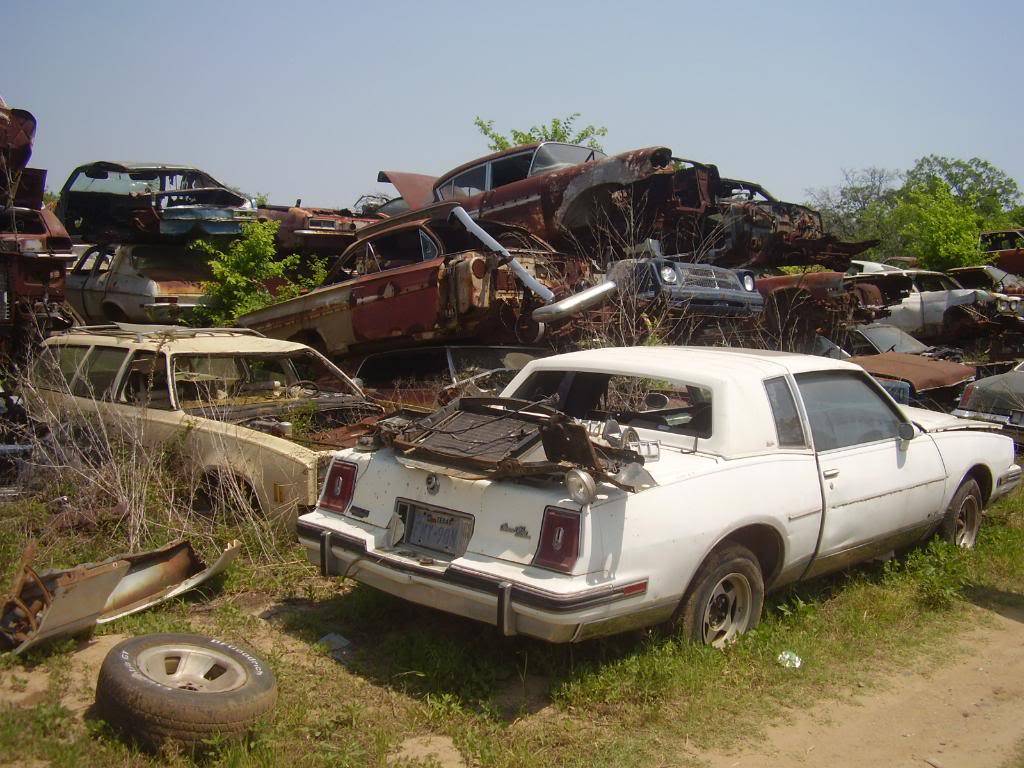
0, 539, 240, 654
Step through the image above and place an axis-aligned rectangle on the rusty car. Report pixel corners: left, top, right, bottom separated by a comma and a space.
66, 243, 210, 324
55, 161, 256, 243
982, 229, 1024, 276
0, 99, 75, 360
392, 142, 874, 269
236, 202, 580, 358
257, 201, 382, 261
28, 324, 385, 520
948, 265, 1024, 297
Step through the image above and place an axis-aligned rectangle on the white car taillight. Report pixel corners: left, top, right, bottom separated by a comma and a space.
319, 460, 357, 513
532, 506, 581, 573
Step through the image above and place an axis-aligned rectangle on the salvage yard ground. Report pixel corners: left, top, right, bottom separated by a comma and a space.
2, 489, 1024, 768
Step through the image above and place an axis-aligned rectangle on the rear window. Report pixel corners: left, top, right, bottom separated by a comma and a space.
512, 370, 712, 439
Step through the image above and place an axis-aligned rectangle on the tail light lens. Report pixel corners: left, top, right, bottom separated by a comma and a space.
319, 460, 357, 513
960, 383, 975, 407
532, 506, 581, 573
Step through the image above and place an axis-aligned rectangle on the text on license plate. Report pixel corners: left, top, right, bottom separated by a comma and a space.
397, 500, 474, 556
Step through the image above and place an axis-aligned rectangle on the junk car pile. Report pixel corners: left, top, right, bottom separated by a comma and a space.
3, 97, 1024, 666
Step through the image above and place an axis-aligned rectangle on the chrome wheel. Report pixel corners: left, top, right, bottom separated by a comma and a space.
702, 573, 752, 648
954, 493, 981, 549
136, 643, 248, 693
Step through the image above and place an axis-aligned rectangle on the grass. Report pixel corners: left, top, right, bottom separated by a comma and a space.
2, 488, 1023, 767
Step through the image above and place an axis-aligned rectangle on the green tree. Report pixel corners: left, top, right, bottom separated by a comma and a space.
904, 155, 1020, 221
191, 220, 325, 326
473, 113, 608, 152
888, 180, 984, 272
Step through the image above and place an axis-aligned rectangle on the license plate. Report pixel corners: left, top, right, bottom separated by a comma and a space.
1011, 410, 1024, 426
398, 500, 474, 556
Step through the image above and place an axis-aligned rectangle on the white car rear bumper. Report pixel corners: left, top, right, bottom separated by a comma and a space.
296, 516, 669, 643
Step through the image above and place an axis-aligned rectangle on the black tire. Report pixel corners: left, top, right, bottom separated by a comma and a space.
672, 543, 764, 647
95, 633, 277, 751
939, 478, 983, 549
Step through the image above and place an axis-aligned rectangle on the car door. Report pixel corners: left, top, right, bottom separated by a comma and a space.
796, 371, 946, 578
80, 247, 116, 322
350, 227, 445, 344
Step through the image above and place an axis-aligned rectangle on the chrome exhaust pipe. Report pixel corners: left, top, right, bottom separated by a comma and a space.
450, 206, 555, 303
531, 280, 618, 323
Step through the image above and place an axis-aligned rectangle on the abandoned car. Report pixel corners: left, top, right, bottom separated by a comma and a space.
66, 243, 210, 323
983, 229, 1024, 276
948, 265, 1024, 297
237, 202, 580, 357
815, 329, 975, 411
353, 345, 547, 409
953, 360, 1024, 448
846, 268, 1019, 342
29, 325, 384, 519
0, 101, 75, 358
392, 141, 873, 269
55, 161, 255, 243
257, 201, 381, 260
298, 346, 1019, 644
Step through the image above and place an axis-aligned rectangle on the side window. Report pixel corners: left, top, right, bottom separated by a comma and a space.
419, 231, 439, 261
450, 166, 486, 199
119, 351, 173, 410
795, 372, 903, 452
73, 347, 129, 399
31, 344, 89, 391
763, 377, 806, 448
434, 180, 455, 201
489, 153, 532, 189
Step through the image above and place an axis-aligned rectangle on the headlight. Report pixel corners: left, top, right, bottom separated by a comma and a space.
565, 469, 597, 505
997, 298, 1010, 313
743, 274, 755, 292
660, 266, 678, 284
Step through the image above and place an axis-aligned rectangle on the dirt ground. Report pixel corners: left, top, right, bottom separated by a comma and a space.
698, 607, 1024, 768
3, 607, 1023, 768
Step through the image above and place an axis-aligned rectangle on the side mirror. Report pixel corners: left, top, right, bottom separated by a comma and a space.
897, 422, 916, 442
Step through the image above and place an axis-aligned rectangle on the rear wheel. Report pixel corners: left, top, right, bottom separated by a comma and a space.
940, 478, 983, 549
673, 543, 764, 648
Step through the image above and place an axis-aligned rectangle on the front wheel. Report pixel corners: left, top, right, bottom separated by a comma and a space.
673, 543, 764, 648
940, 478, 983, 549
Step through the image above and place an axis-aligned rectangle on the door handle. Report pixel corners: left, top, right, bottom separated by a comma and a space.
823, 469, 840, 479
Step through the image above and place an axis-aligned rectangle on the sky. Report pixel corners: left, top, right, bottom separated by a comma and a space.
6, 1, 1022, 209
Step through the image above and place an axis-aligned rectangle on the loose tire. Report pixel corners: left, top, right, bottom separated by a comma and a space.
674, 544, 765, 648
95, 633, 277, 751
940, 478, 983, 549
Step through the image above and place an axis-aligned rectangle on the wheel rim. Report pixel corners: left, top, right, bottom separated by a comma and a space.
702, 573, 752, 648
136, 643, 248, 693
954, 494, 981, 548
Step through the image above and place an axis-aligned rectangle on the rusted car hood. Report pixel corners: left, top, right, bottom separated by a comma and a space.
377, 171, 438, 210
850, 352, 975, 392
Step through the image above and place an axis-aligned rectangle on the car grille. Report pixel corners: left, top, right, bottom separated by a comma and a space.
308, 218, 338, 230
676, 264, 741, 290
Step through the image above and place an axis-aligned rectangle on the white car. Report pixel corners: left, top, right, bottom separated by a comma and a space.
66, 243, 210, 324
298, 347, 1020, 645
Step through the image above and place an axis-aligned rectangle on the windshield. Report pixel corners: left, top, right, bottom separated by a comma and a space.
172, 350, 358, 409
530, 144, 607, 176
449, 348, 541, 379
857, 325, 930, 354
